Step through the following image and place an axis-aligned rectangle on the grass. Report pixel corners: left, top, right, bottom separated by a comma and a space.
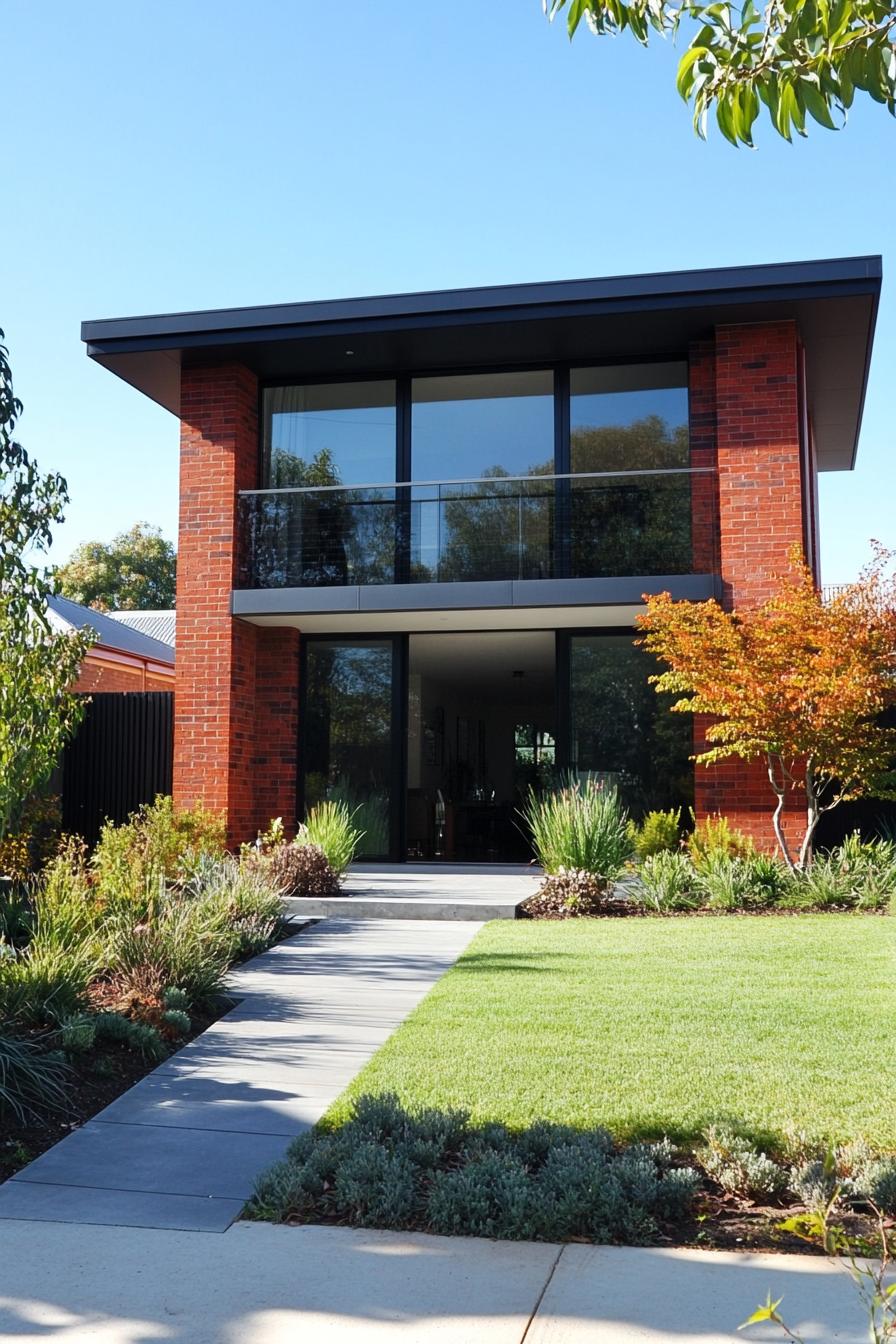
327, 915, 896, 1151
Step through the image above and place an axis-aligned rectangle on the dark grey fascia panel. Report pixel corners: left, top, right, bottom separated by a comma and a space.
231, 574, 719, 619
361, 581, 515, 611
81, 256, 881, 348
232, 587, 361, 616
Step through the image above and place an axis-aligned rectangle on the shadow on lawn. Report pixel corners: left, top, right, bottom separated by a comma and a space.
446, 951, 577, 974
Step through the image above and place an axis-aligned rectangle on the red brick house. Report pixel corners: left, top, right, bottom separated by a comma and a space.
47, 595, 174, 693
81, 258, 880, 857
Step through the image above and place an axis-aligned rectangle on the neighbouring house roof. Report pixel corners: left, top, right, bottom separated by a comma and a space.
80, 255, 881, 471
113, 609, 176, 648
47, 595, 175, 665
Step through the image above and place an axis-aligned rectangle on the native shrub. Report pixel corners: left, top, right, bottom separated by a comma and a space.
523, 868, 612, 919
630, 809, 682, 860
0, 1034, 70, 1122
521, 776, 631, 877
687, 814, 754, 868
250, 1092, 700, 1244
299, 800, 363, 876
698, 1125, 788, 1200
637, 851, 698, 911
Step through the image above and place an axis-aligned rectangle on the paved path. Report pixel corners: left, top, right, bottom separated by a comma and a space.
0, 1222, 872, 1342
0, 918, 482, 1233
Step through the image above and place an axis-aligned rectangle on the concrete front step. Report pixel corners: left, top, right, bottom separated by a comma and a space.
284, 864, 540, 921
284, 894, 523, 920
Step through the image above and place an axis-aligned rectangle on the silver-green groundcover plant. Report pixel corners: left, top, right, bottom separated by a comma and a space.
546, 0, 896, 146
0, 329, 93, 845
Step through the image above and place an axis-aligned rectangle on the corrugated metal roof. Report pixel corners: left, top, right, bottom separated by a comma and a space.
47, 595, 175, 664
114, 610, 176, 648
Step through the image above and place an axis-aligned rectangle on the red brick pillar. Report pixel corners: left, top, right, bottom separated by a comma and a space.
253, 627, 301, 837
174, 363, 261, 845
692, 321, 808, 851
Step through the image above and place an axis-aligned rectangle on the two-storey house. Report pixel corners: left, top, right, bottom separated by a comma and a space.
81, 257, 880, 860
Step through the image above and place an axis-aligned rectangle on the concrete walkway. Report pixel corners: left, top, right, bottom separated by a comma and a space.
0, 917, 482, 1232
0, 1221, 872, 1342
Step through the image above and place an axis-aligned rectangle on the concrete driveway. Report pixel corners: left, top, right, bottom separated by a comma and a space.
0, 1220, 871, 1343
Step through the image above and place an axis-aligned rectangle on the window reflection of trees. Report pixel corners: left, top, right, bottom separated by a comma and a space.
570, 636, 693, 817
304, 641, 393, 858
246, 447, 396, 588
242, 411, 694, 588
570, 415, 692, 578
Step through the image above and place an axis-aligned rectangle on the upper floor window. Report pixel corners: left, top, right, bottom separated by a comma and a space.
262, 381, 396, 488
411, 371, 554, 482
569, 363, 689, 473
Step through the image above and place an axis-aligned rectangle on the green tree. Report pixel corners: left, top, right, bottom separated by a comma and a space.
0, 331, 94, 842
547, 0, 896, 145
57, 522, 176, 610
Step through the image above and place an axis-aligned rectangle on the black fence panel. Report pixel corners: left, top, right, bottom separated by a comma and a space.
62, 692, 173, 845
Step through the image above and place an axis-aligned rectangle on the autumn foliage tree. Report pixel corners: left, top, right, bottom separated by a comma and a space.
636, 547, 896, 870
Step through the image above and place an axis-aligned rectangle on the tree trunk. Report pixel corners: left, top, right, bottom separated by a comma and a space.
767, 752, 797, 872
797, 759, 820, 872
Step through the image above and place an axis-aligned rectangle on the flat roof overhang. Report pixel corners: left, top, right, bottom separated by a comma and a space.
231, 573, 720, 634
82, 255, 881, 472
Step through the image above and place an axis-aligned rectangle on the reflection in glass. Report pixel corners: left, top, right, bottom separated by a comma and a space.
569, 364, 691, 577
263, 382, 396, 487
411, 372, 554, 583
303, 640, 394, 858
254, 382, 398, 588
569, 635, 692, 817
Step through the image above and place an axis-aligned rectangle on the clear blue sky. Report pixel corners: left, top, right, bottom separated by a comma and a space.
4, 2, 893, 583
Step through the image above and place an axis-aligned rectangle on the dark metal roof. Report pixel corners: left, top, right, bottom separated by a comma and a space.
81, 255, 881, 471
47, 595, 175, 664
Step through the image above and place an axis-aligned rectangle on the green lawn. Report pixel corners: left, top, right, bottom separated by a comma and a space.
329, 916, 896, 1150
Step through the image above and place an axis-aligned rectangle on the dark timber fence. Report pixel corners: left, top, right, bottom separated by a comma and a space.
62, 692, 173, 845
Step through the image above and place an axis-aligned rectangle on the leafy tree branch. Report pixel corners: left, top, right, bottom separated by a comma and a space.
546, 0, 896, 145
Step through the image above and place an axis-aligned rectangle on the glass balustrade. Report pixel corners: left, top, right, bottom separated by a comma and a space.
237, 468, 717, 589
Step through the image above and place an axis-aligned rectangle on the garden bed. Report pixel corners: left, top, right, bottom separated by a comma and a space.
0, 1002, 226, 1182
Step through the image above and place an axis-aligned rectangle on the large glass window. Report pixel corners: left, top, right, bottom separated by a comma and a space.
257, 383, 398, 587
410, 372, 554, 581
569, 634, 692, 817
303, 639, 395, 858
263, 382, 396, 488
568, 363, 691, 576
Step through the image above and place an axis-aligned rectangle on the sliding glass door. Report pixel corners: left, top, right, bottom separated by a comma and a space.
302, 638, 401, 858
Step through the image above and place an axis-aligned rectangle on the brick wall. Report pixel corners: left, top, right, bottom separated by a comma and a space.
690, 321, 808, 851
253, 627, 301, 836
75, 656, 174, 694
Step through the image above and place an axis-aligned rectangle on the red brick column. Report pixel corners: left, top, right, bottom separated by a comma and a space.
174, 363, 261, 845
253, 627, 301, 837
692, 321, 807, 852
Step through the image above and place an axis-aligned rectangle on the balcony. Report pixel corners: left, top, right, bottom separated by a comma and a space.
237, 468, 718, 592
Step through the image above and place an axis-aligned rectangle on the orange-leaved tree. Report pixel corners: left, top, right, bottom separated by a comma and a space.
636, 546, 896, 871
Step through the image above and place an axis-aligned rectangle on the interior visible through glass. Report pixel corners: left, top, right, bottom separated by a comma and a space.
406, 631, 555, 862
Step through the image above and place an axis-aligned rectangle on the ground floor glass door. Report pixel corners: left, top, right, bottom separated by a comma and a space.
406, 631, 556, 862
299, 629, 692, 862
302, 638, 400, 858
